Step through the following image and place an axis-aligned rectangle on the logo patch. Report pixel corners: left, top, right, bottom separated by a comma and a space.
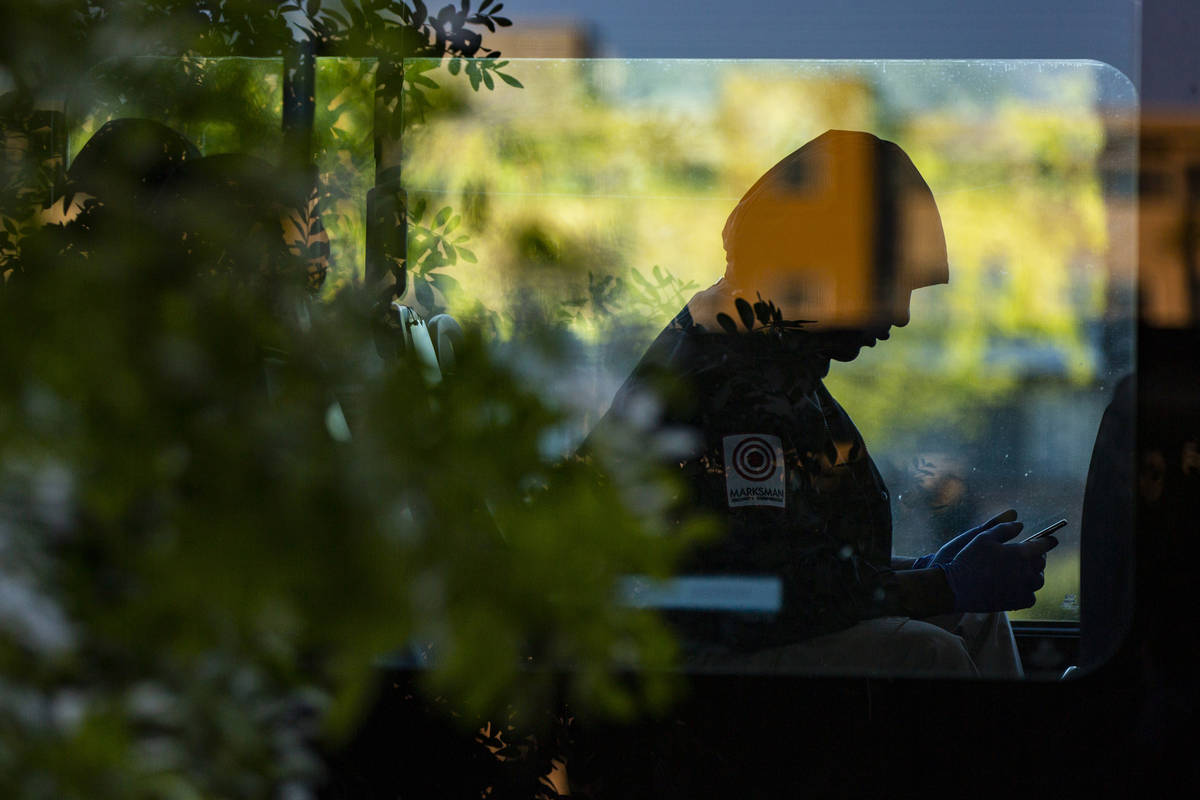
723, 434, 786, 508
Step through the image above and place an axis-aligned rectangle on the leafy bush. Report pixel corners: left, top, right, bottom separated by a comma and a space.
0, 3, 709, 797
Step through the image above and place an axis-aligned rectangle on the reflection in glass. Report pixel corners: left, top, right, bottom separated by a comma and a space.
400, 60, 1137, 655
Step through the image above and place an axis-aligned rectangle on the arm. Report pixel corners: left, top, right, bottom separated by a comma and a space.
878, 509, 1039, 618
871, 521, 1059, 620
873, 566, 957, 619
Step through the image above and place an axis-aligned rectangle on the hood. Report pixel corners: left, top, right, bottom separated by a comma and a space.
688, 129, 948, 331
67, 118, 200, 205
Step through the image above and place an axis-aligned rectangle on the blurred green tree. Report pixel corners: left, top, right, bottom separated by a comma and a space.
0, 4, 708, 798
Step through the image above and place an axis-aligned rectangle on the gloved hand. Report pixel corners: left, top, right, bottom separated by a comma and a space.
912, 509, 1019, 570
936, 520, 1059, 612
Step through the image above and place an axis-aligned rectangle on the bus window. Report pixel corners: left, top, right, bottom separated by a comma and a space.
398, 58, 1137, 678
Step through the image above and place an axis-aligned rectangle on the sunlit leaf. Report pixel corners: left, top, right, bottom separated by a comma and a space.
430, 272, 461, 295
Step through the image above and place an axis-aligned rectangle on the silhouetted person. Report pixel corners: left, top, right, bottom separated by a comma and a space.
66, 118, 201, 207
28, 119, 326, 298
1097, 327, 1200, 779
595, 130, 1057, 676
1078, 372, 1135, 672
16, 121, 331, 413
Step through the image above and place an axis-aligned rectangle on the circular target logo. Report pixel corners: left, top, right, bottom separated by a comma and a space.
731, 436, 777, 481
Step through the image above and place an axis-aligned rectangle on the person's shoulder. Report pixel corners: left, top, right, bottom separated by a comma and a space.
636, 307, 717, 372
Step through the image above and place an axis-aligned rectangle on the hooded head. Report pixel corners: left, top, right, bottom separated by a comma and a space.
67, 118, 200, 205
39, 118, 200, 227
688, 130, 948, 339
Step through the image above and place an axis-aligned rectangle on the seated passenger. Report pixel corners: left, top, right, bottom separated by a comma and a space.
593, 130, 1057, 677
54, 117, 201, 217
24, 120, 328, 305
14, 118, 200, 285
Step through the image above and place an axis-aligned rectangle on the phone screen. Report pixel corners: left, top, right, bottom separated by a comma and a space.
1021, 519, 1068, 544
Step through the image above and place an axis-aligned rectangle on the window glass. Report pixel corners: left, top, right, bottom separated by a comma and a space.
312, 58, 377, 294
57, 53, 1137, 675
399, 58, 1137, 630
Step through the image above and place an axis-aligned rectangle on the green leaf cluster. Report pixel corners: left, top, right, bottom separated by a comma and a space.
0, 184, 708, 796
0, 5, 710, 798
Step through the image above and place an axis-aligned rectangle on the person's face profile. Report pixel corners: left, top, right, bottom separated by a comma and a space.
805, 285, 916, 362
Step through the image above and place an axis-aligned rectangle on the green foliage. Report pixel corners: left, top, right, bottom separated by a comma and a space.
72, 57, 286, 164
304, 0, 518, 139
0, 95, 60, 283
313, 57, 378, 294
0, 4, 712, 798
406, 197, 474, 313
558, 267, 701, 336
0, 183, 707, 796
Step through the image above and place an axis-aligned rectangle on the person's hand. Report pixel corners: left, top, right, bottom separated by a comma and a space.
912, 509, 1019, 570
937, 520, 1059, 612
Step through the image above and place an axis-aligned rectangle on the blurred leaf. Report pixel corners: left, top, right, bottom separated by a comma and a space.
430, 272, 461, 295
497, 71, 523, 89
410, 73, 440, 89
415, 280, 435, 307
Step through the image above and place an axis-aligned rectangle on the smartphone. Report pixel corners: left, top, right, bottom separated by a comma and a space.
1021, 519, 1067, 544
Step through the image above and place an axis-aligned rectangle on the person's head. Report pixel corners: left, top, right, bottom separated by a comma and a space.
705, 129, 948, 361
66, 118, 200, 207
37, 118, 199, 229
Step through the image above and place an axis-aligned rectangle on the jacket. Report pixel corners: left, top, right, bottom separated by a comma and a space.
601, 301, 952, 650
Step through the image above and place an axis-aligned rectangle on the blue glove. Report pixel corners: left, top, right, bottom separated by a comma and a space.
912, 509, 1019, 570
937, 520, 1059, 612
